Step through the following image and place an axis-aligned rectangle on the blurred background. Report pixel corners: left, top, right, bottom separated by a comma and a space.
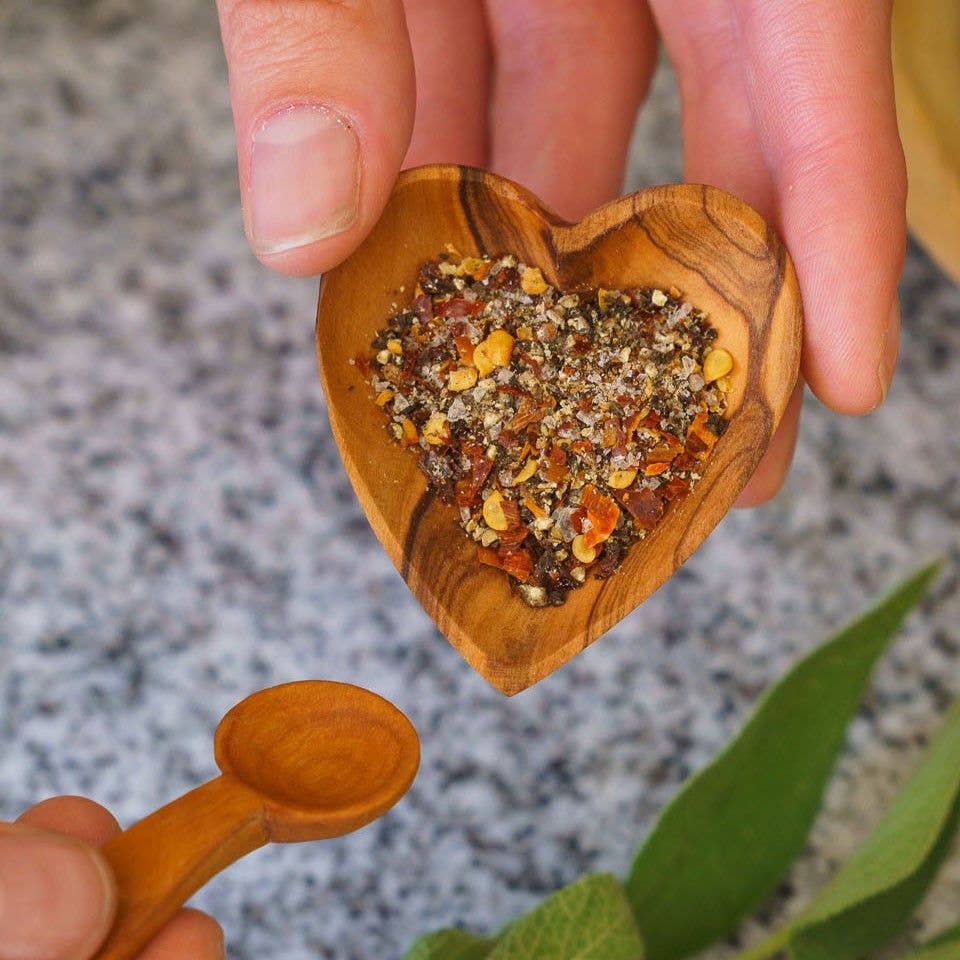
1, 2, 958, 958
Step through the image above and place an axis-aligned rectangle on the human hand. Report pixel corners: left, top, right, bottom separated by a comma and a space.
0, 796, 222, 960
214, 1, 904, 504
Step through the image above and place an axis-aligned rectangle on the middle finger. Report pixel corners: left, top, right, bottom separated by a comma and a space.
403, 0, 491, 167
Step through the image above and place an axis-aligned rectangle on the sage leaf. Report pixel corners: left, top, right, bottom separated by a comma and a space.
626, 562, 939, 960
487, 874, 644, 960
404, 929, 495, 960
784, 697, 960, 960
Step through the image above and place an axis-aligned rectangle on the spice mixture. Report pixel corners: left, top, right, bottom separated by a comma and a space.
355, 250, 732, 607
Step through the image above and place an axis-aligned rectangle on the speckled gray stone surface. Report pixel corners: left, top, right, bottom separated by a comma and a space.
1, 3, 959, 959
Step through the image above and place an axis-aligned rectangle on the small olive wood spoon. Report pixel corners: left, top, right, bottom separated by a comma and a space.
93, 681, 419, 960
316, 165, 802, 696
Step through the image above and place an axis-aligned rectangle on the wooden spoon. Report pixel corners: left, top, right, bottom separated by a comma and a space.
93, 681, 420, 960
316, 165, 802, 696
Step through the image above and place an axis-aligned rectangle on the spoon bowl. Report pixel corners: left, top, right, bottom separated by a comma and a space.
316, 165, 803, 695
214, 679, 420, 840
95, 681, 419, 960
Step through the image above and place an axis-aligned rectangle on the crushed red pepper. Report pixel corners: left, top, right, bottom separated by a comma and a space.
356, 250, 732, 607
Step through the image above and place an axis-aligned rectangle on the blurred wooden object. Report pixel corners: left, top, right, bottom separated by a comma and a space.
892, 0, 960, 284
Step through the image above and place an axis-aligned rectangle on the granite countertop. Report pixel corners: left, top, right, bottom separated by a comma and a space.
1, 3, 959, 958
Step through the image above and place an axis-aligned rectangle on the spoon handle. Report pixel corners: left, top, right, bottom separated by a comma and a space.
94, 775, 268, 960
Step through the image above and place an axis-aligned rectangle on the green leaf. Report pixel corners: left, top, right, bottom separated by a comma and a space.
403, 928, 496, 960
486, 874, 644, 960
783, 696, 960, 960
626, 562, 940, 960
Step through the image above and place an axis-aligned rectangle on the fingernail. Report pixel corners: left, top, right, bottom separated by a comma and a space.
0, 830, 112, 960
877, 296, 900, 404
249, 104, 360, 256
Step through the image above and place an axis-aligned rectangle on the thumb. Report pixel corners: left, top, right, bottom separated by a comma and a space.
0, 824, 115, 960
215, 0, 416, 277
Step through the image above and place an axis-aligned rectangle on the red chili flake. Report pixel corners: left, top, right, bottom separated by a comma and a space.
686, 411, 718, 460
477, 545, 501, 569
520, 352, 543, 377
454, 444, 494, 508
436, 297, 483, 318
354, 352, 371, 376
477, 544, 533, 582
498, 546, 533, 582
541, 444, 568, 483
641, 412, 662, 430
500, 498, 522, 528
618, 487, 665, 531
499, 525, 529, 548
580, 484, 620, 547
570, 507, 587, 534
661, 476, 690, 501
510, 395, 553, 430
646, 432, 684, 463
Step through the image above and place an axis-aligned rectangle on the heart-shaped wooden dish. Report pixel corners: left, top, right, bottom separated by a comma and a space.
316, 165, 801, 695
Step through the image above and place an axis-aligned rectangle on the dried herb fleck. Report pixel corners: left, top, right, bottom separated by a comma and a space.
355, 250, 732, 607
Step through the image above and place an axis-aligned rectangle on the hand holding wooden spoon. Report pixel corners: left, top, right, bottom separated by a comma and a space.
0, 682, 419, 960
0, 796, 223, 960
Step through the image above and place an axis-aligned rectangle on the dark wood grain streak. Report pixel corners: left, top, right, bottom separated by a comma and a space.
700, 183, 768, 261
401, 487, 436, 582
458, 172, 486, 255
316, 165, 803, 694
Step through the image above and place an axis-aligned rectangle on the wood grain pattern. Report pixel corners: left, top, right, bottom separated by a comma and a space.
892, 0, 960, 284
94, 681, 419, 960
316, 166, 803, 695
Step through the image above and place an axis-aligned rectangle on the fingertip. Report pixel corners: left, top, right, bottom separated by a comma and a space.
799, 281, 902, 416
17, 796, 121, 848
734, 464, 788, 508
0, 825, 116, 960
138, 908, 225, 960
734, 382, 803, 508
801, 335, 884, 417
251, 219, 369, 278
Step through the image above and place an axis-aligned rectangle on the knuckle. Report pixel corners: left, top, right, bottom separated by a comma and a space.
221, 0, 373, 67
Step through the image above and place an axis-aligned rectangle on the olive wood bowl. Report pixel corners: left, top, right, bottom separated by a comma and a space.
316, 165, 802, 695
